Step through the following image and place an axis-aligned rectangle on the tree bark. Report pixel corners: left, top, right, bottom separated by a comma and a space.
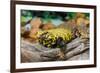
21, 37, 89, 62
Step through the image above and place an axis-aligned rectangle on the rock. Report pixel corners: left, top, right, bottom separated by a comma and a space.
42, 22, 55, 30
58, 19, 77, 30
76, 13, 85, 18
29, 17, 42, 40
76, 13, 89, 26
30, 17, 42, 28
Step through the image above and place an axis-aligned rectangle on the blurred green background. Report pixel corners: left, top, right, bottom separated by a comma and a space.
21, 10, 90, 26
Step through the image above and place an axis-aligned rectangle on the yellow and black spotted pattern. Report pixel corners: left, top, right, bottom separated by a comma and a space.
37, 28, 72, 48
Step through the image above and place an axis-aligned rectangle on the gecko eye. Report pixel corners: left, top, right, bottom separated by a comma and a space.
56, 37, 66, 48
